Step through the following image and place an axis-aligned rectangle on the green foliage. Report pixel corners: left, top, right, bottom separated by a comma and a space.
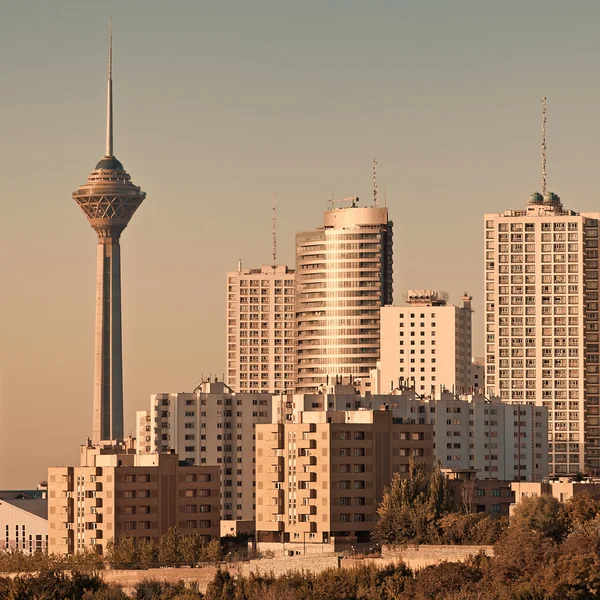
159, 528, 182, 567
510, 494, 570, 542
372, 458, 455, 545
0, 548, 104, 573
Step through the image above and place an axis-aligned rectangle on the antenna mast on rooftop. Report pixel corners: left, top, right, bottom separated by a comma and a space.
373, 158, 378, 207
272, 190, 277, 265
542, 96, 547, 196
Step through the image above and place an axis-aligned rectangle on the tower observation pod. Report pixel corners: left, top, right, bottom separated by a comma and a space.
72, 20, 146, 443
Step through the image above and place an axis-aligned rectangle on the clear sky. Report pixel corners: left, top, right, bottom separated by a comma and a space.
2, 0, 600, 487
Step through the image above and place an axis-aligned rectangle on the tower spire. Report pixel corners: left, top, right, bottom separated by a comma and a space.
272, 190, 277, 265
373, 157, 378, 207
106, 17, 113, 158
541, 95, 547, 195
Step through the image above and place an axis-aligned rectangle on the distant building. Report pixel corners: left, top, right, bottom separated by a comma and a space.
369, 390, 549, 482
0, 493, 48, 552
377, 290, 473, 395
445, 471, 514, 518
48, 441, 219, 556
277, 385, 549, 482
226, 265, 296, 394
471, 357, 485, 393
295, 200, 393, 394
255, 407, 433, 547
511, 478, 600, 509
138, 381, 273, 521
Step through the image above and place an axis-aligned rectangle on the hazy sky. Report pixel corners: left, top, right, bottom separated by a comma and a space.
2, 0, 600, 487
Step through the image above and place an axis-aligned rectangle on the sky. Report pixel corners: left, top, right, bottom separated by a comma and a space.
2, 0, 600, 487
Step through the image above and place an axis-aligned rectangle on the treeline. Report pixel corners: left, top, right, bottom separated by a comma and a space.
104, 528, 222, 569
372, 460, 508, 546
0, 529, 223, 573
4, 493, 600, 598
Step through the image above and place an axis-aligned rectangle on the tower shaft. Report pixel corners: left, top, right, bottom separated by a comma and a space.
93, 231, 124, 442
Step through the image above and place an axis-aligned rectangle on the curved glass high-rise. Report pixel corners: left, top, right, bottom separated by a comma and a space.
295, 204, 393, 393
72, 22, 146, 442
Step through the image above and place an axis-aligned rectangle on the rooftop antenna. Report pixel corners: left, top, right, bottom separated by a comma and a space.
384, 184, 387, 207
272, 190, 277, 265
106, 17, 113, 158
541, 96, 547, 196
373, 158, 378, 207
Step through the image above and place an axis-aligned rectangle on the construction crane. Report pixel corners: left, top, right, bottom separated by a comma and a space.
327, 196, 359, 209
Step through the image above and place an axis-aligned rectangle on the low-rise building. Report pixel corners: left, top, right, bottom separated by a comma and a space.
511, 478, 600, 508
445, 470, 514, 517
48, 441, 219, 556
255, 407, 433, 548
0, 493, 48, 552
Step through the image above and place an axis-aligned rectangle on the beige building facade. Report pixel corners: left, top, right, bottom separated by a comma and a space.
296, 203, 393, 394
138, 381, 273, 521
255, 408, 433, 545
48, 442, 219, 556
226, 265, 296, 394
378, 290, 473, 396
484, 193, 600, 475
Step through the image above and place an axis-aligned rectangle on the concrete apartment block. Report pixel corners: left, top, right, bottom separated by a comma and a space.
255, 408, 433, 546
48, 444, 219, 556
484, 194, 600, 475
138, 381, 273, 521
377, 290, 473, 396
226, 265, 296, 394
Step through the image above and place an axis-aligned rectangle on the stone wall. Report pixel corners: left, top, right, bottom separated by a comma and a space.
103, 554, 341, 595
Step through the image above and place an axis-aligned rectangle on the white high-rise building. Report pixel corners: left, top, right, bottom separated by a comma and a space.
369, 391, 548, 482
226, 265, 296, 394
484, 191, 600, 476
138, 381, 274, 521
296, 200, 393, 394
377, 290, 473, 396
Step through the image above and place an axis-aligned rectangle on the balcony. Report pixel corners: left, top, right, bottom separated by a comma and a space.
297, 471, 317, 483
297, 438, 317, 450
298, 504, 317, 515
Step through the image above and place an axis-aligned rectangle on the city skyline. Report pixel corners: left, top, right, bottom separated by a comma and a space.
3, 1, 600, 487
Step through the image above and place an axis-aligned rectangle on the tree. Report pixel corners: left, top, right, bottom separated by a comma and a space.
179, 534, 204, 566
372, 459, 454, 545
564, 492, 600, 528
105, 537, 137, 569
158, 528, 181, 567
136, 538, 157, 570
510, 494, 569, 542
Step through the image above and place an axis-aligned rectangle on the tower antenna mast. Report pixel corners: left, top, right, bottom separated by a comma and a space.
373, 158, 378, 207
541, 96, 547, 196
106, 16, 113, 158
272, 190, 277, 265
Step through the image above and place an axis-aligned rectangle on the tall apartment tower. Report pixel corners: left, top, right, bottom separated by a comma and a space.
296, 200, 393, 393
377, 290, 473, 396
226, 265, 296, 394
72, 23, 146, 442
484, 192, 600, 476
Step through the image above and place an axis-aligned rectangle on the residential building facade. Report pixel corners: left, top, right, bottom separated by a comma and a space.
255, 408, 433, 546
295, 201, 393, 394
138, 381, 273, 521
226, 265, 296, 394
370, 390, 549, 481
484, 192, 600, 475
48, 443, 219, 556
377, 290, 473, 396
